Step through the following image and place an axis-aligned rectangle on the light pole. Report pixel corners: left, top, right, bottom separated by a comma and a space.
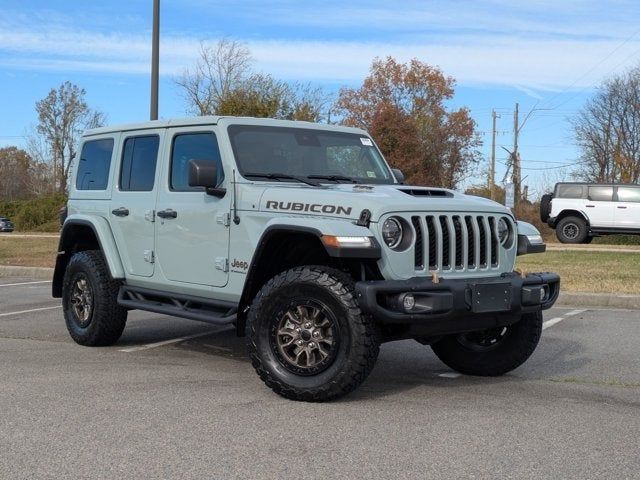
150, 0, 160, 120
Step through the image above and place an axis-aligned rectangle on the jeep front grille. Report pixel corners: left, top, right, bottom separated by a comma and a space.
411, 214, 501, 272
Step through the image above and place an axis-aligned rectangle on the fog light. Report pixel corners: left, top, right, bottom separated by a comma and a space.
403, 294, 416, 311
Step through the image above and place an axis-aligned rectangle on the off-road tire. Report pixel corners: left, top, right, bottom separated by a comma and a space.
540, 193, 553, 222
556, 216, 588, 243
247, 266, 379, 402
430, 311, 543, 376
62, 250, 127, 346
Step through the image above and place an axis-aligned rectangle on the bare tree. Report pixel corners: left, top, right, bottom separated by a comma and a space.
34, 81, 105, 194
176, 38, 328, 121
573, 65, 640, 183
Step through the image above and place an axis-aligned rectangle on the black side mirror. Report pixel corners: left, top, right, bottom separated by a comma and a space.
188, 159, 226, 198
391, 168, 405, 184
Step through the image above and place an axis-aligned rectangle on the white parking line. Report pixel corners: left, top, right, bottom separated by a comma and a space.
0, 280, 52, 288
564, 309, 587, 317
542, 317, 565, 330
0, 305, 61, 317
438, 372, 462, 379
119, 329, 226, 353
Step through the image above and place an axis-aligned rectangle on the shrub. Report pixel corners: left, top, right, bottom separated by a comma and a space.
0, 194, 67, 232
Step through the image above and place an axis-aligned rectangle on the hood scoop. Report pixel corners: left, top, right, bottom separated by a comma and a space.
398, 188, 453, 198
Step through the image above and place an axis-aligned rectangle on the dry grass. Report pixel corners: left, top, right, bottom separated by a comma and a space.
0, 236, 58, 268
517, 250, 640, 294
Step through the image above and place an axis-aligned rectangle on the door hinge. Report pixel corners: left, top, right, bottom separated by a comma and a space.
143, 250, 155, 264
215, 257, 229, 272
145, 210, 155, 222
216, 213, 230, 227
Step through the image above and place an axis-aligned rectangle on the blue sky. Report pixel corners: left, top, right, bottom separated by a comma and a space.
1, 0, 640, 196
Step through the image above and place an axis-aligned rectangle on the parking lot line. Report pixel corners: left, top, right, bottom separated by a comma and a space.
119, 329, 226, 353
0, 305, 61, 318
564, 309, 587, 317
0, 280, 52, 288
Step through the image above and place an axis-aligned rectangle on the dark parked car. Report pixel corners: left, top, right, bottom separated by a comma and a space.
0, 217, 14, 232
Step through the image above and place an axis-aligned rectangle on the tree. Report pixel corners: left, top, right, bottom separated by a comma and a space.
334, 57, 481, 188
573, 65, 640, 183
0, 146, 54, 201
176, 39, 327, 121
35, 81, 105, 194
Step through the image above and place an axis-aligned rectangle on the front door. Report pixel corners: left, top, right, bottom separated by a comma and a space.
155, 128, 230, 287
615, 186, 640, 229
110, 132, 162, 277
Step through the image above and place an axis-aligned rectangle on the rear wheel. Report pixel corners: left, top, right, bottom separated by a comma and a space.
62, 250, 127, 346
430, 311, 542, 376
247, 266, 379, 401
556, 216, 588, 243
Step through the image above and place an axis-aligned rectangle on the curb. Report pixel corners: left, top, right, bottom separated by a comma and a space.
0, 266, 54, 280
557, 292, 640, 310
1, 265, 639, 310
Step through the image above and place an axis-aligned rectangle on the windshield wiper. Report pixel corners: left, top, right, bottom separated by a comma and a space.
243, 172, 319, 186
307, 174, 359, 184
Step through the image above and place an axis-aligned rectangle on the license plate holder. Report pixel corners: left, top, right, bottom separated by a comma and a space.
470, 282, 511, 313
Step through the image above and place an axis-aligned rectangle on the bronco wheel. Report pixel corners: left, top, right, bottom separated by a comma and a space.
430, 311, 543, 376
247, 266, 379, 401
62, 250, 127, 346
556, 216, 588, 243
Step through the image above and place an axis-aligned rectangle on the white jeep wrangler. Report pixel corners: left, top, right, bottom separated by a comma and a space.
541, 182, 640, 243
53, 116, 559, 401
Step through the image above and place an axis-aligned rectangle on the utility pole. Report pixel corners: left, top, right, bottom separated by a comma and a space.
150, 0, 160, 120
489, 110, 498, 200
512, 102, 521, 208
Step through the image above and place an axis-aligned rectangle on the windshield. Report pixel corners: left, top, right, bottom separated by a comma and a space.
228, 125, 395, 184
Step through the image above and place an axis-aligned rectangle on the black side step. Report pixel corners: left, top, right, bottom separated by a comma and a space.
118, 286, 237, 326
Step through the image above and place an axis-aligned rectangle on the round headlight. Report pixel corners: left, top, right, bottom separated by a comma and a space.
498, 218, 510, 245
382, 217, 403, 248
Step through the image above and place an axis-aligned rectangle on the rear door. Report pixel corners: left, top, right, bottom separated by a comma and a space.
109, 131, 162, 277
155, 127, 230, 287
615, 186, 640, 229
585, 186, 616, 228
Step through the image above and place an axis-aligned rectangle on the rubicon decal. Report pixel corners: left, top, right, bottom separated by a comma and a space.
265, 201, 352, 216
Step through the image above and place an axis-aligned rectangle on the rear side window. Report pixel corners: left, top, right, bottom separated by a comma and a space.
170, 132, 224, 191
556, 184, 584, 198
617, 186, 640, 203
588, 186, 613, 201
120, 135, 159, 191
76, 139, 114, 190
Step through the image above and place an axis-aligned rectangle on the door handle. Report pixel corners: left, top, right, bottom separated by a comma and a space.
157, 209, 178, 219
111, 207, 129, 217
617, 206, 628, 209
585, 205, 595, 208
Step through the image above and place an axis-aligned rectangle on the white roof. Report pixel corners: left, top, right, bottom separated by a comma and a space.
84, 116, 368, 137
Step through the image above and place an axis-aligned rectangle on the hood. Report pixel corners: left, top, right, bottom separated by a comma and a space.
257, 183, 512, 222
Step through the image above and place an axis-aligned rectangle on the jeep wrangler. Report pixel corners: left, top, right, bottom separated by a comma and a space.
53, 116, 559, 401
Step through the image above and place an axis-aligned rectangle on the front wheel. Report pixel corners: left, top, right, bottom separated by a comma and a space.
247, 266, 379, 402
430, 311, 543, 376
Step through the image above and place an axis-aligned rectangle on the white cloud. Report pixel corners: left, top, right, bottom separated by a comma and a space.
0, 6, 639, 90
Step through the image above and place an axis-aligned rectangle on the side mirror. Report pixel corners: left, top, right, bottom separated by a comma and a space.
188, 159, 226, 198
391, 168, 405, 184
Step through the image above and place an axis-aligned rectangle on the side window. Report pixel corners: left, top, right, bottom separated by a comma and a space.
120, 135, 159, 191
617, 186, 640, 203
76, 138, 114, 190
556, 184, 583, 198
588, 186, 613, 202
170, 132, 224, 191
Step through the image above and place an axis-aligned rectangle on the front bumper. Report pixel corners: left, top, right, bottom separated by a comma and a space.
355, 272, 560, 336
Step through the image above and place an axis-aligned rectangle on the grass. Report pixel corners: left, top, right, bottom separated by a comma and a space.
0, 235, 638, 294
517, 250, 640, 294
0, 235, 58, 268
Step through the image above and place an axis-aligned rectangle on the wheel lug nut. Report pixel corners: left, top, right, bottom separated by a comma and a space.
312, 331, 320, 338
297, 340, 304, 346
295, 327, 302, 333
304, 322, 312, 329
308, 342, 315, 348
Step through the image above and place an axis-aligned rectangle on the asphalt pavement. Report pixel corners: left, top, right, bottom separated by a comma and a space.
0, 277, 638, 479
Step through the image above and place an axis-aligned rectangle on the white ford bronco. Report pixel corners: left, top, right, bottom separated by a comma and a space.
53, 116, 559, 401
541, 182, 640, 243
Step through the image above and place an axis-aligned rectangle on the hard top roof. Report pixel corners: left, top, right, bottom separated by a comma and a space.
83, 116, 368, 137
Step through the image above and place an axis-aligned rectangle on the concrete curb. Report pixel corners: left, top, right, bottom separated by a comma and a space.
0, 266, 54, 280
557, 292, 640, 310
1, 265, 638, 309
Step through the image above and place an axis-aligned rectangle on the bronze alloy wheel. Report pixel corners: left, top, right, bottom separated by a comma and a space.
69, 273, 94, 327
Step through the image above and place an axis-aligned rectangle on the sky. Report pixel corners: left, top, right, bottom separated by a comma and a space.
1, 0, 640, 197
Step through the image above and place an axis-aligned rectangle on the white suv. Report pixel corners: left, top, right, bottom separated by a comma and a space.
541, 182, 640, 243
